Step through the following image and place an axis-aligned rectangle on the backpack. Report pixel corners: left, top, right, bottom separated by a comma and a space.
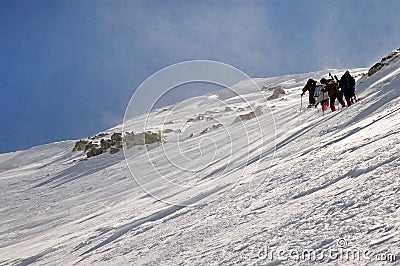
314, 84, 329, 103
341, 72, 355, 89
348, 76, 355, 87
306, 79, 317, 92
324, 80, 339, 97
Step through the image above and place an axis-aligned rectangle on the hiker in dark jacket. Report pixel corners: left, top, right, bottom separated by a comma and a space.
339, 71, 356, 107
321, 77, 346, 111
301, 78, 317, 107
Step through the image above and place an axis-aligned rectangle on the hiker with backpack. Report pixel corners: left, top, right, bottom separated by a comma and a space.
320, 74, 346, 112
313, 81, 329, 111
339, 71, 356, 107
301, 78, 317, 108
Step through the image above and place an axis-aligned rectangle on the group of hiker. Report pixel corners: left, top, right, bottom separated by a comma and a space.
301, 71, 357, 112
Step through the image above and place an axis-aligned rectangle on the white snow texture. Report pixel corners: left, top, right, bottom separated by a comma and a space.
1, 51, 400, 265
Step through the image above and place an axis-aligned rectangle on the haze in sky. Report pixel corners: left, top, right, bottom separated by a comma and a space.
1, 0, 400, 153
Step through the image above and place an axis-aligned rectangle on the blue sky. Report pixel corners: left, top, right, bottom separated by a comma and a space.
1, 0, 400, 153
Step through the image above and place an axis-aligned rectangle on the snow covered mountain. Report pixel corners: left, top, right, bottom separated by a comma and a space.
1, 49, 400, 265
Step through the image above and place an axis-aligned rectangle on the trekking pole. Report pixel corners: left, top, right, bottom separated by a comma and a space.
315, 103, 319, 113
354, 88, 359, 102
300, 95, 303, 112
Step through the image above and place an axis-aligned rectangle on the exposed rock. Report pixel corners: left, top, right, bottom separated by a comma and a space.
156, 108, 169, 114
187, 114, 205, 122
267, 87, 286, 100
110, 133, 123, 148
115, 141, 123, 149
381, 49, 400, 61
124, 131, 163, 148
74, 136, 113, 159
72, 140, 90, 152
86, 147, 103, 158
124, 132, 143, 148
73, 158, 87, 163
109, 147, 120, 154
368, 62, 384, 77
200, 128, 209, 135
262, 85, 283, 92
212, 123, 223, 129
100, 139, 111, 150
89, 132, 108, 140
74, 130, 164, 158
368, 48, 400, 77
224, 106, 232, 112
111, 132, 122, 143
84, 142, 95, 152
163, 128, 174, 133
144, 132, 163, 144
233, 106, 263, 123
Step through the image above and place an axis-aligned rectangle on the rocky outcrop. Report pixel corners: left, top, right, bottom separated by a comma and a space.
233, 106, 263, 123
200, 128, 209, 135
72, 140, 90, 152
124, 131, 163, 148
100, 139, 111, 150
111, 132, 122, 142
368, 63, 384, 77
212, 123, 222, 129
89, 132, 108, 140
86, 147, 103, 158
368, 48, 400, 76
73, 130, 164, 159
109, 147, 120, 154
187, 114, 205, 122
111, 133, 122, 148
267, 86, 286, 100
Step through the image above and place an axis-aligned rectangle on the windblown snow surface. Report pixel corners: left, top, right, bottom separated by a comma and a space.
1, 54, 400, 265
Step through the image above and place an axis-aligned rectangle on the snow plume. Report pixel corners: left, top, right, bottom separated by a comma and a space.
91, 1, 276, 75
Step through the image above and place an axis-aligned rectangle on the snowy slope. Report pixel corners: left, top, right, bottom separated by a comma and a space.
1, 52, 400, 265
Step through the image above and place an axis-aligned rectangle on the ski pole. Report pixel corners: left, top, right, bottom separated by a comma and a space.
300, 94, 303, 112
354, 88, 359, 102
